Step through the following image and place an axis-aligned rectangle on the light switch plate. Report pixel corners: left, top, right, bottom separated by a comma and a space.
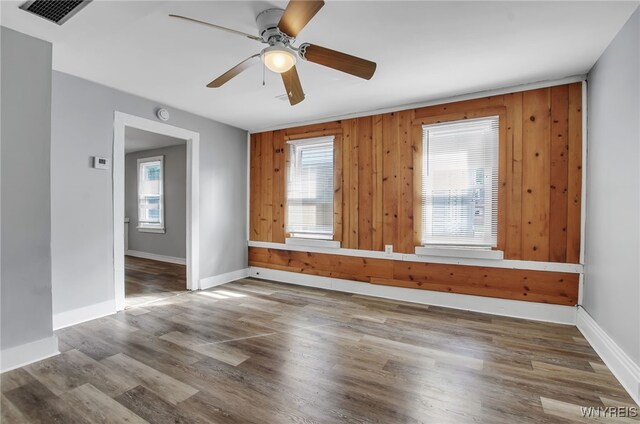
384, 245, 393, 255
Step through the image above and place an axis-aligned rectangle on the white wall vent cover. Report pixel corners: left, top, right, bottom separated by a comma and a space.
20, 0, 92, 25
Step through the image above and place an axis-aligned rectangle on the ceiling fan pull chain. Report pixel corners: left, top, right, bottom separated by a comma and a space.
262, 62, 266, 86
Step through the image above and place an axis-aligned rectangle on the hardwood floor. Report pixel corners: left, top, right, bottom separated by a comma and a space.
2, 278, 638, 423
125, 256, 187, 308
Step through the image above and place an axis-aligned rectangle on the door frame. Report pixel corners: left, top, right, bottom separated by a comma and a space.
113, 111, 200, 311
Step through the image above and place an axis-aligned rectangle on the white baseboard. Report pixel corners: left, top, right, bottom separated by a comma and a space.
249, 267, 577, 325
53, 299, 116, 330
577, 307, 640, 405
199, 268, 250, 290
126, 250, 186, 265
1, 335, 59, 373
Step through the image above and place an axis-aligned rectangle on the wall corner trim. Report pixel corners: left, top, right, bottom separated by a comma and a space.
125, 250, 186, 265
53, 299, 117, 330
0, 335, 59, 373
249, 267, 577, 325
199, 268, 250, 290
577, 307, 640, 406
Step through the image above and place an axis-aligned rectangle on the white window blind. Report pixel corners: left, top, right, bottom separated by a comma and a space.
137, 156, 164, 230
421, 116, 499, 247
286, 136, 335, 239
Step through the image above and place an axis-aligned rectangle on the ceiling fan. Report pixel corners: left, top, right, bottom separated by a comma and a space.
170, 0, 377, 106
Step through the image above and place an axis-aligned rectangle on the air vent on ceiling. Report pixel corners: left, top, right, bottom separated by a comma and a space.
20, 0, 92, 25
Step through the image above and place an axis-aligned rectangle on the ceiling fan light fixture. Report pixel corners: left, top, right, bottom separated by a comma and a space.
261, 44, 297, 73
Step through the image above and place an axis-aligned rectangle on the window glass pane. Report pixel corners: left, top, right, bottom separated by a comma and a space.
145, 164, 161, 181
139, 195, 161, 224
286, 137, 335, 239
421, 117, 499, 247
138, 158, 164, 228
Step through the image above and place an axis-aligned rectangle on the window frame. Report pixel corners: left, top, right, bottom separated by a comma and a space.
284, 134, 339, 242
136, 155, 165, 233
412, 108, 507, 252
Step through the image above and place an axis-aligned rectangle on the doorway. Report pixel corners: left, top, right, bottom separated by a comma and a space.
123, 128, 187, 307
113, 112, 200, 311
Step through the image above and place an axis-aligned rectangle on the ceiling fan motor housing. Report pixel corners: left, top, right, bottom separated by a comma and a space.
256, 8, 287, 44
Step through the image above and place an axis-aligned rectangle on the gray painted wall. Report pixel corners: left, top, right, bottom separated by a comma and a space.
125, 144, 187, 259
51, 71, 248, 316
1, 27, 54, 349
584, 7, 640, 364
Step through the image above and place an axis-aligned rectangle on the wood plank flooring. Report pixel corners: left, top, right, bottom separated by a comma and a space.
2, 277, 638, 423
125, 256, 187, 308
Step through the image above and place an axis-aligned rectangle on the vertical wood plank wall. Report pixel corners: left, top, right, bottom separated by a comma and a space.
250, 83, 582, 264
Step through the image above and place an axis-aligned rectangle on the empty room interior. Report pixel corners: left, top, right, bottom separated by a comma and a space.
1, 1, 639, 423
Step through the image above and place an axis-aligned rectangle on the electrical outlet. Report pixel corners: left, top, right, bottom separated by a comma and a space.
384, 245, 393, 256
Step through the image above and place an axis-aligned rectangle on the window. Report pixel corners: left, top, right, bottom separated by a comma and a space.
421, 116, 499, 247
137, 156, 165, 232
286, 136, 335, 240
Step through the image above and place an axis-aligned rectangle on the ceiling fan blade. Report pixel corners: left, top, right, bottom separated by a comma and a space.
277, 0, 324, 38
207, 54, 261, 88
300, 43, 376, 80
169, 14, 262, 41
281, 65, 305, 105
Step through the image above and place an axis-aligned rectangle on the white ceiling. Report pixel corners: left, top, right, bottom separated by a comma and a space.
2, 1, 638, 132
125, 126, 185, 153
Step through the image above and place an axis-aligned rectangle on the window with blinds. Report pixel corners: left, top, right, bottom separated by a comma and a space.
137, 156, 165, 231
421, 116, 499, 247
286, 136, 335, 239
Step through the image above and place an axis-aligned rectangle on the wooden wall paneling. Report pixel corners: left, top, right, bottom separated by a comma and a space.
372, 115, 384, 251
260, 130, 274, 241
522, 88, 551, 261
412, 123, 423, 248
249, 83, 581, 267
390, 260, 578, 305
248, 244, 269, 263
284, 127, 342, 141
413, 95, 505, 120
333, 134, 343, 243
549, 85, 569, 262
358, 116, 373, 250
249, 133, 262, 240
349, 119, 359, 249
497, 111, 508, 252
398, 110, 415, 253
271, 130, 286, 243
341, 121, 352, 245
382, 113, 399, 250
248, 247, 393, 282
284, 121, 343, 139
298, 250, 393, 282
416, 107, 503, 126
504, 92, 524, 259
566, 83, 583, 264
373, 278, 577, 306
346, 119, 359, 248
249, 247, 579, 306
